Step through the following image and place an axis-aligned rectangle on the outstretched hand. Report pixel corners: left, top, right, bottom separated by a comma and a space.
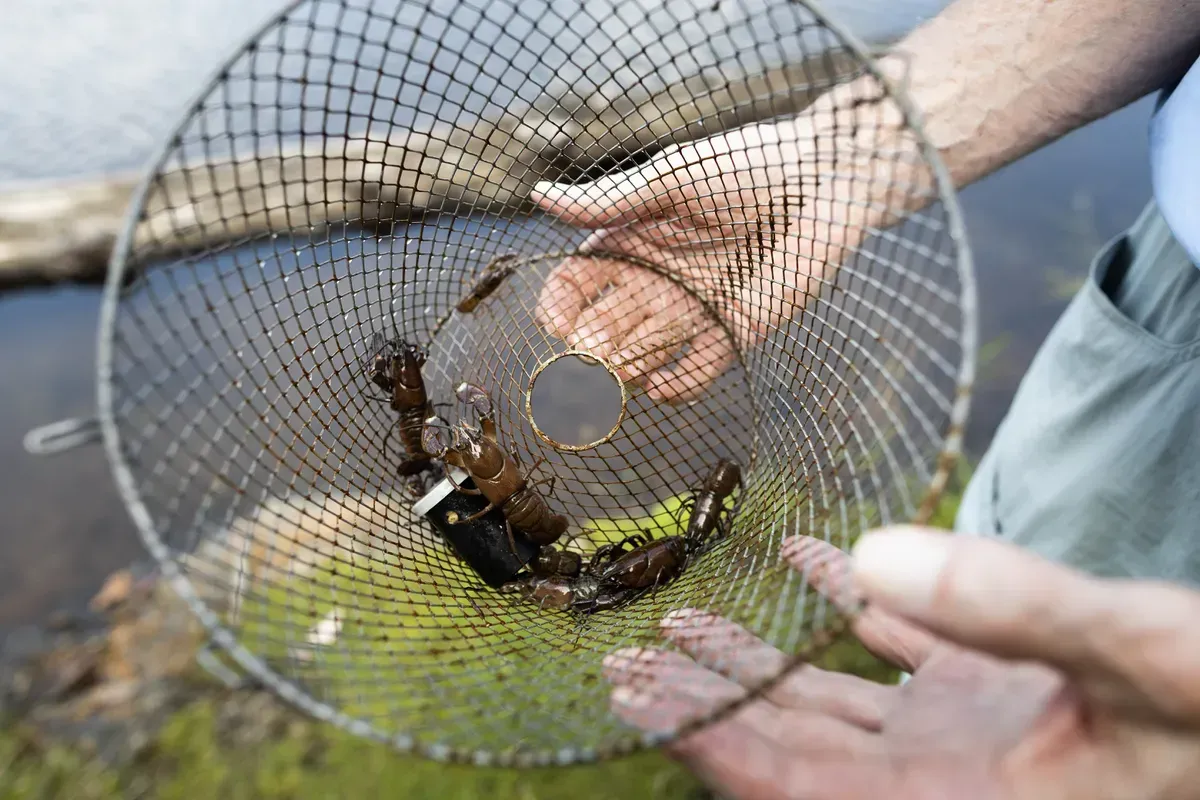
530, 112, 869, 403
604, 529, 1200, 800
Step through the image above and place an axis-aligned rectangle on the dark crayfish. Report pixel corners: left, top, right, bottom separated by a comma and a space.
588, 457, 741, 600
501, 572, 626, 613
680, 457, 742, 543
364, 334, 441, 482
528, 544, 582, 579
422, 384, 570, 561
500, 540, 635, 612
455, 253, 520, 314
452, 385, 584, 579
499, 532, 680, 614
505, 458, 743, 614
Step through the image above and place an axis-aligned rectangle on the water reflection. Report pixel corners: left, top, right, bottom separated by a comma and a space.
0, 291, 137, 628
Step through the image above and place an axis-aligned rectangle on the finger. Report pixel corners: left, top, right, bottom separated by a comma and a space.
564, 268, 674, 356
604, 647, 744, 724
603, 647, 747, 736
531, 162, 671, 229
659, 608, 787, 687
606, 649, 878, 753
666, 707, 892, 800
782, 535, 939, 672
659, 608, 890, 729
535, 256, 623, 337
606, 650, 897, 800
609, 311, 696, 383
770, 664, 893, 731
606, 647, 866, 750
851, 526, 1200, 722
604, 647, 744, 701
644, 326, 737, 404
607, 304, 707, 384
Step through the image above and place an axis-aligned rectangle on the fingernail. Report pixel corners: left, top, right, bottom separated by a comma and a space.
577, 329, 610, 353
610, 349, 641, 377
611, 363, 638, 386
564, 323, 589, 347
645, 371, 672, 401
612, 686, 651, 708
661, 608, 700, 628
783, 538, 829, 578
780, 535, 816, 559
850, 528, 951, 615
602, 647, 650, 673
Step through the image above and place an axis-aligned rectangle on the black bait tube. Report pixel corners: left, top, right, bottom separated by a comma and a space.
412, 467, 539, 588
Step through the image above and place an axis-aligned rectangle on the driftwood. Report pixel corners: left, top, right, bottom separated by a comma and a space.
0, 175, 143, 289
0, 51, 861, 293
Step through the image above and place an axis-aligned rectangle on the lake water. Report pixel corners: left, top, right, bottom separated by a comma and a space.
0, 0, 1156, 628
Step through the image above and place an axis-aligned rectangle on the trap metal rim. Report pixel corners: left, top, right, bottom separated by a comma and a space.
525, 349, 630, 452
93, 0, 977, 768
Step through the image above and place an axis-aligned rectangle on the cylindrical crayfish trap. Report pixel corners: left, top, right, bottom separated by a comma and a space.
96, 0, 974, 766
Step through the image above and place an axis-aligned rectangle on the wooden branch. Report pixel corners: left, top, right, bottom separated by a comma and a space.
0, 175, 141, 290
0, 51, 861, 293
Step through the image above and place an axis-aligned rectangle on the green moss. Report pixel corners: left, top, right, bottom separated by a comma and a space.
0, 706, 703, 800
223, 490, 727, 757
927, 458, 972, 531
0, 726, 122, 800
580, 493, 692, 544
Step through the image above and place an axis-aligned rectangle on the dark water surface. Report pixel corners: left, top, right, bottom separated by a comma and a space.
956, 100, 1155, 451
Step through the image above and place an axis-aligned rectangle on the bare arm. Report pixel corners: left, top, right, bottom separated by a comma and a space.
845, 0, 1200, 190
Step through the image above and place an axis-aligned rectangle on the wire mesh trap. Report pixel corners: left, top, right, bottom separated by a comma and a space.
90, 0, 974, 767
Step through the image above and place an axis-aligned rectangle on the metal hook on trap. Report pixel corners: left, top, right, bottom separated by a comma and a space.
23, 416, 103, 456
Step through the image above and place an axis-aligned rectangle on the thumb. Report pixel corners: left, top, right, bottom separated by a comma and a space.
851, 526, 1200, 723
530, 155, 675, 228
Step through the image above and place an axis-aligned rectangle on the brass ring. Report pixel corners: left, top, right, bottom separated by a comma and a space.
525, 349, 628, 452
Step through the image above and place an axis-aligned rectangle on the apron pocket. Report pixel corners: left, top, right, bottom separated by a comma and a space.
978, 224, 1200, 578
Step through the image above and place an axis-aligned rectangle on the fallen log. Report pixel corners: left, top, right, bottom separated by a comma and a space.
0, 50, 863, 293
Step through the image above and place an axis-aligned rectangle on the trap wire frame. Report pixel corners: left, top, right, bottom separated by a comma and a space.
95, 0, 975, 767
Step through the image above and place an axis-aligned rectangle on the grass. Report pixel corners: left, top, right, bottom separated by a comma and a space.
0, 714, 704, 800
0, 467, 969, 799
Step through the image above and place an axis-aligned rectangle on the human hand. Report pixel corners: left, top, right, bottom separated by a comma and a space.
603, 528, 1200, 799
529, 98, 893, 403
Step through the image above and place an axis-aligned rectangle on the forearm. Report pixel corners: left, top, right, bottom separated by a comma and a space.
792, 0, 1195, 227
882, 0, 1200, 189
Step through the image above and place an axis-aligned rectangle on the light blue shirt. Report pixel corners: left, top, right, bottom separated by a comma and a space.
1149, 55, 1200, 267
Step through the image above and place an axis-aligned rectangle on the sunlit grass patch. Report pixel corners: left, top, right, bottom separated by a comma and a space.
230, 537, 676, 758
0, 705, 705, 800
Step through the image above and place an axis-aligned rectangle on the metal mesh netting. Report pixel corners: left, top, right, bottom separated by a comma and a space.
96, 0, 973, 767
